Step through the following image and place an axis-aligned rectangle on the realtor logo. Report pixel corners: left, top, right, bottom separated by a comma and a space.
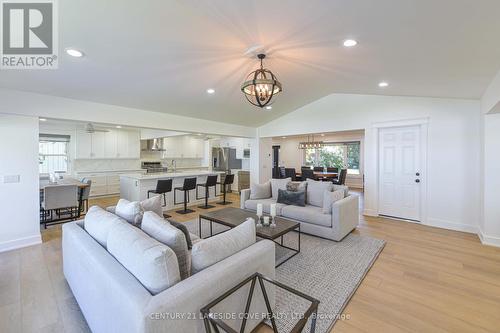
1, 0, 58, 69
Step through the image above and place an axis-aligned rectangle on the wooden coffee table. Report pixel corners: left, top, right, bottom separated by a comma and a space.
198, 207, 301, 267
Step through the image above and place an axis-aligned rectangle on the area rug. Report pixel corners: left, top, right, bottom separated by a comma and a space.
183, 219, 385, 333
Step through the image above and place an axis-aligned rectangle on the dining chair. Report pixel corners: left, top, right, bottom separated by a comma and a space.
279, 166, 286, 178
302, 169, 315, 180
326, 167, 339, 173
284, 168, 297, 181
41, 184, 79, 228
79, 179, 92, 213
332, 169, 347, 185
313, 166, 324, 172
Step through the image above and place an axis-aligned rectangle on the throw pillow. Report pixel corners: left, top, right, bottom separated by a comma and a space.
249, 181, 272, 200
140, 195, 164, 217
107, 220, 180, 295
277, 189, 306, 207
84, 206, 125, 248
115, 199, 143, 226
167, 219, 193, 250
332, 184, 349, 198
322, 189, 345, 214
270, 177, 291, 199
141, 212, 190, 280
191, 218, 256, 274
306, 179, 333, 207
286, 181, 307, 201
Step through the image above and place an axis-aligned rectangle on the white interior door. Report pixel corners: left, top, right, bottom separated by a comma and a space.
378, 126, 421, 221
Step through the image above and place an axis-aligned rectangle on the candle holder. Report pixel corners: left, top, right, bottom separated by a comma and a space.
263, 216, 270, 226
270, 216, 276, 228
256, 214, 263, 228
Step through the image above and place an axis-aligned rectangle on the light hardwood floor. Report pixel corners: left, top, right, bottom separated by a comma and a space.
2, 191, 500, 332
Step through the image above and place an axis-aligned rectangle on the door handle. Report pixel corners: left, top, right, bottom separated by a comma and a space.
415, 179, 420, 183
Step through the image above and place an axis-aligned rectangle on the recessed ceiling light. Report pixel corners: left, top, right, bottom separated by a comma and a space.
320, 133, 325, 137
39, 118, 47, 122
206, 88, 215, 94
378, 81, 389, 87
65, 48, 84, 58
265, 106, 272, 110
197, 133, 202, 136
282, 136, 287, 139
343, 39, 357, 47
116, 125, 122, 129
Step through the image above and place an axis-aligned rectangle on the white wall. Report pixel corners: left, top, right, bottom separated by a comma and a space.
0, 115, 41, 252
481, 113, 500, 246
481, 70, 500, 114
270, 130, 365, 188
257, 93, 481, 234
0, 88, 256, 138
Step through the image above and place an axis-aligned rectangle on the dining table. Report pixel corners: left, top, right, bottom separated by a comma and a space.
40, 177, 90, 219
295, 171, 339, 180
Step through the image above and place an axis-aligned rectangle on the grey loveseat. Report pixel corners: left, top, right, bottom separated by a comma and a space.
240, 179, 359, 241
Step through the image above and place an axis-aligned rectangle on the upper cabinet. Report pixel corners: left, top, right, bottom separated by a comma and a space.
75, 129, 140, 159
163, 136, 205, 158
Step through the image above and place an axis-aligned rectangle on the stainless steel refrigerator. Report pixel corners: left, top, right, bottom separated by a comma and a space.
212, 147, 242, 172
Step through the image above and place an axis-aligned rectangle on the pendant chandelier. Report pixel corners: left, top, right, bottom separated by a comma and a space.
299, 134, 324, 149
241, 53, 282, 108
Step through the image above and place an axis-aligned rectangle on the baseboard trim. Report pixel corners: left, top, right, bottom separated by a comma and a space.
478, 228, 500, 247
0, 234, 42, 253
363, 209, 378, 217
424, 218, 478, 234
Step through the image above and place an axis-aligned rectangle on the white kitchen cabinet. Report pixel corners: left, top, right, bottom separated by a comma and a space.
104, 131, 117, 158
127, 131, 141, 158
163, 136, 204, 159
75, 129, 140, 159
75, 131, 93, 159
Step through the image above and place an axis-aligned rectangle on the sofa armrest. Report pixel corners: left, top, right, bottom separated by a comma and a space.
331, 194, 359, 241
240, 189, 251, 209
144, 240, 275, 333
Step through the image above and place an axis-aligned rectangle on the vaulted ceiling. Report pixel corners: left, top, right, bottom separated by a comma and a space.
1, 0, 500, 126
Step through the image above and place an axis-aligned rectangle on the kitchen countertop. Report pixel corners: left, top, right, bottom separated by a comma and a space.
120, 170, 223, 180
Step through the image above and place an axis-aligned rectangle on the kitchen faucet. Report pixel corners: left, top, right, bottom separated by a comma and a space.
171, 159, 177, 173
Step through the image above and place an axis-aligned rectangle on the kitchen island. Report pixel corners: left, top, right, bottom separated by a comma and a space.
120, 171, 224, 212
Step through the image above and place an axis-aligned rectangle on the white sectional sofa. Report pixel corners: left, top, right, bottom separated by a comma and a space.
241, 179, 359, 241
63, 209, 275, 333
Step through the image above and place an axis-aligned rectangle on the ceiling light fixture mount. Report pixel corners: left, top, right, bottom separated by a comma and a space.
65, 48, 84, 58
241, 53, 282, 108
206, 88, 215, 94
378, 81, 389, 87
343, 39, 357, 47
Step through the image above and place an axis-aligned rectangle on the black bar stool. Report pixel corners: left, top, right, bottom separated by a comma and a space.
217, 174, 234, 205
174, 177, 197, 214
148, 179, 172, 217
196, 175, 218, 209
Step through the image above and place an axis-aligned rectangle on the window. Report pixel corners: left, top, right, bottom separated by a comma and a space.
304, 141, 361, 174
39, 134, 70, 174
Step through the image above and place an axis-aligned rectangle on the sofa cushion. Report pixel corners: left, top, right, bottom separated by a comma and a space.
286, 181, 307, 192
306, 179, 333, 207
249, 181, 272, 200
322, 189, 345, 214
191, 218, 256, 274
281, 205, 332, 227
244, 198, 286, 215
140, 195, 164, 217
141, 212, 190, 280
84, 206, 125, 248
107, 219, 180, 295
270, 177, 291, 199
332, 185, 349, 198
167, 219, 193, 250
277, 189, 306, 207
115, 199, 143, 226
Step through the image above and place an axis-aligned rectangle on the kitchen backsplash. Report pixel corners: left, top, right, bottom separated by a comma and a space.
73, 159, 141, 172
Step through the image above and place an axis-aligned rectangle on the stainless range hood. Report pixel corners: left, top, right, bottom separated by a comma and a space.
141, 138, 165, 151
